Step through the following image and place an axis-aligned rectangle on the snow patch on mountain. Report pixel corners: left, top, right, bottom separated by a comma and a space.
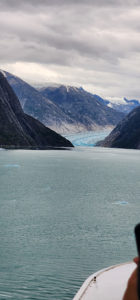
106, 96, 126, 104
106, 96, 140, 105
0, 70, 7, 78
102, 96, 140, 114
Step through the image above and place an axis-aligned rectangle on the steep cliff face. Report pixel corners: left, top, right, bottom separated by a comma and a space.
0, 72, 73, 149
98, 106, 140, 149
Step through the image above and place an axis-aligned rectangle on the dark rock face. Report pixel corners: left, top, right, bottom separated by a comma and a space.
98, 106, 140, 149
0, 72, 73, 149
40, 85, 124, 130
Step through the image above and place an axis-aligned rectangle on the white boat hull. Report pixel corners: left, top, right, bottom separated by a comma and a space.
73, 262, 135, 300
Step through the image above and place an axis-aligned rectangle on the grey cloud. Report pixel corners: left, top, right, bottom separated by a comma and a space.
0, 0, 140, 11
0, 6, 137, 65
0, 1, 140, 97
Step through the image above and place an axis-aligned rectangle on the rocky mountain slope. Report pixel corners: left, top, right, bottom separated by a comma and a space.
0, 72, 73, 149
3, 71, 124, 133
39, 85, 124, 131
98, 106, 140, 149
4, 71, 77, 134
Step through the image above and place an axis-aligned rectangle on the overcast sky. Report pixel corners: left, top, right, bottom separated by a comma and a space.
0, 0, 140, 98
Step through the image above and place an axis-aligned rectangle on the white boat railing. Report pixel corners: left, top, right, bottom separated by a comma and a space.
73, 261, 135, 300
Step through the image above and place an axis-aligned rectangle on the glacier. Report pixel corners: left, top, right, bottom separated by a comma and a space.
64, 130, 111, 147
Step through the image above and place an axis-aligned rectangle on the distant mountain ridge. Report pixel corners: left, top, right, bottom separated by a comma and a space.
98, 106, 140, 149
0, 72, 73, 149
37, 82, 140, 114
96, 95, 140, 114
3, 71, 124, 134
39, 85, 124, 131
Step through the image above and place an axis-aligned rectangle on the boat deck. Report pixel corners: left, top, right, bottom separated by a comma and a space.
73, 262, 135, 300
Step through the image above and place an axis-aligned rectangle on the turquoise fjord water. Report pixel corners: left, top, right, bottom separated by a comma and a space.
0, 147, 140, 300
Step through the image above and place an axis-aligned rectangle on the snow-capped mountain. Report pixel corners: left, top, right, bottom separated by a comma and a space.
39, 85, 124, 131
2, 70, 124, 134
96, 95, 140, 114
